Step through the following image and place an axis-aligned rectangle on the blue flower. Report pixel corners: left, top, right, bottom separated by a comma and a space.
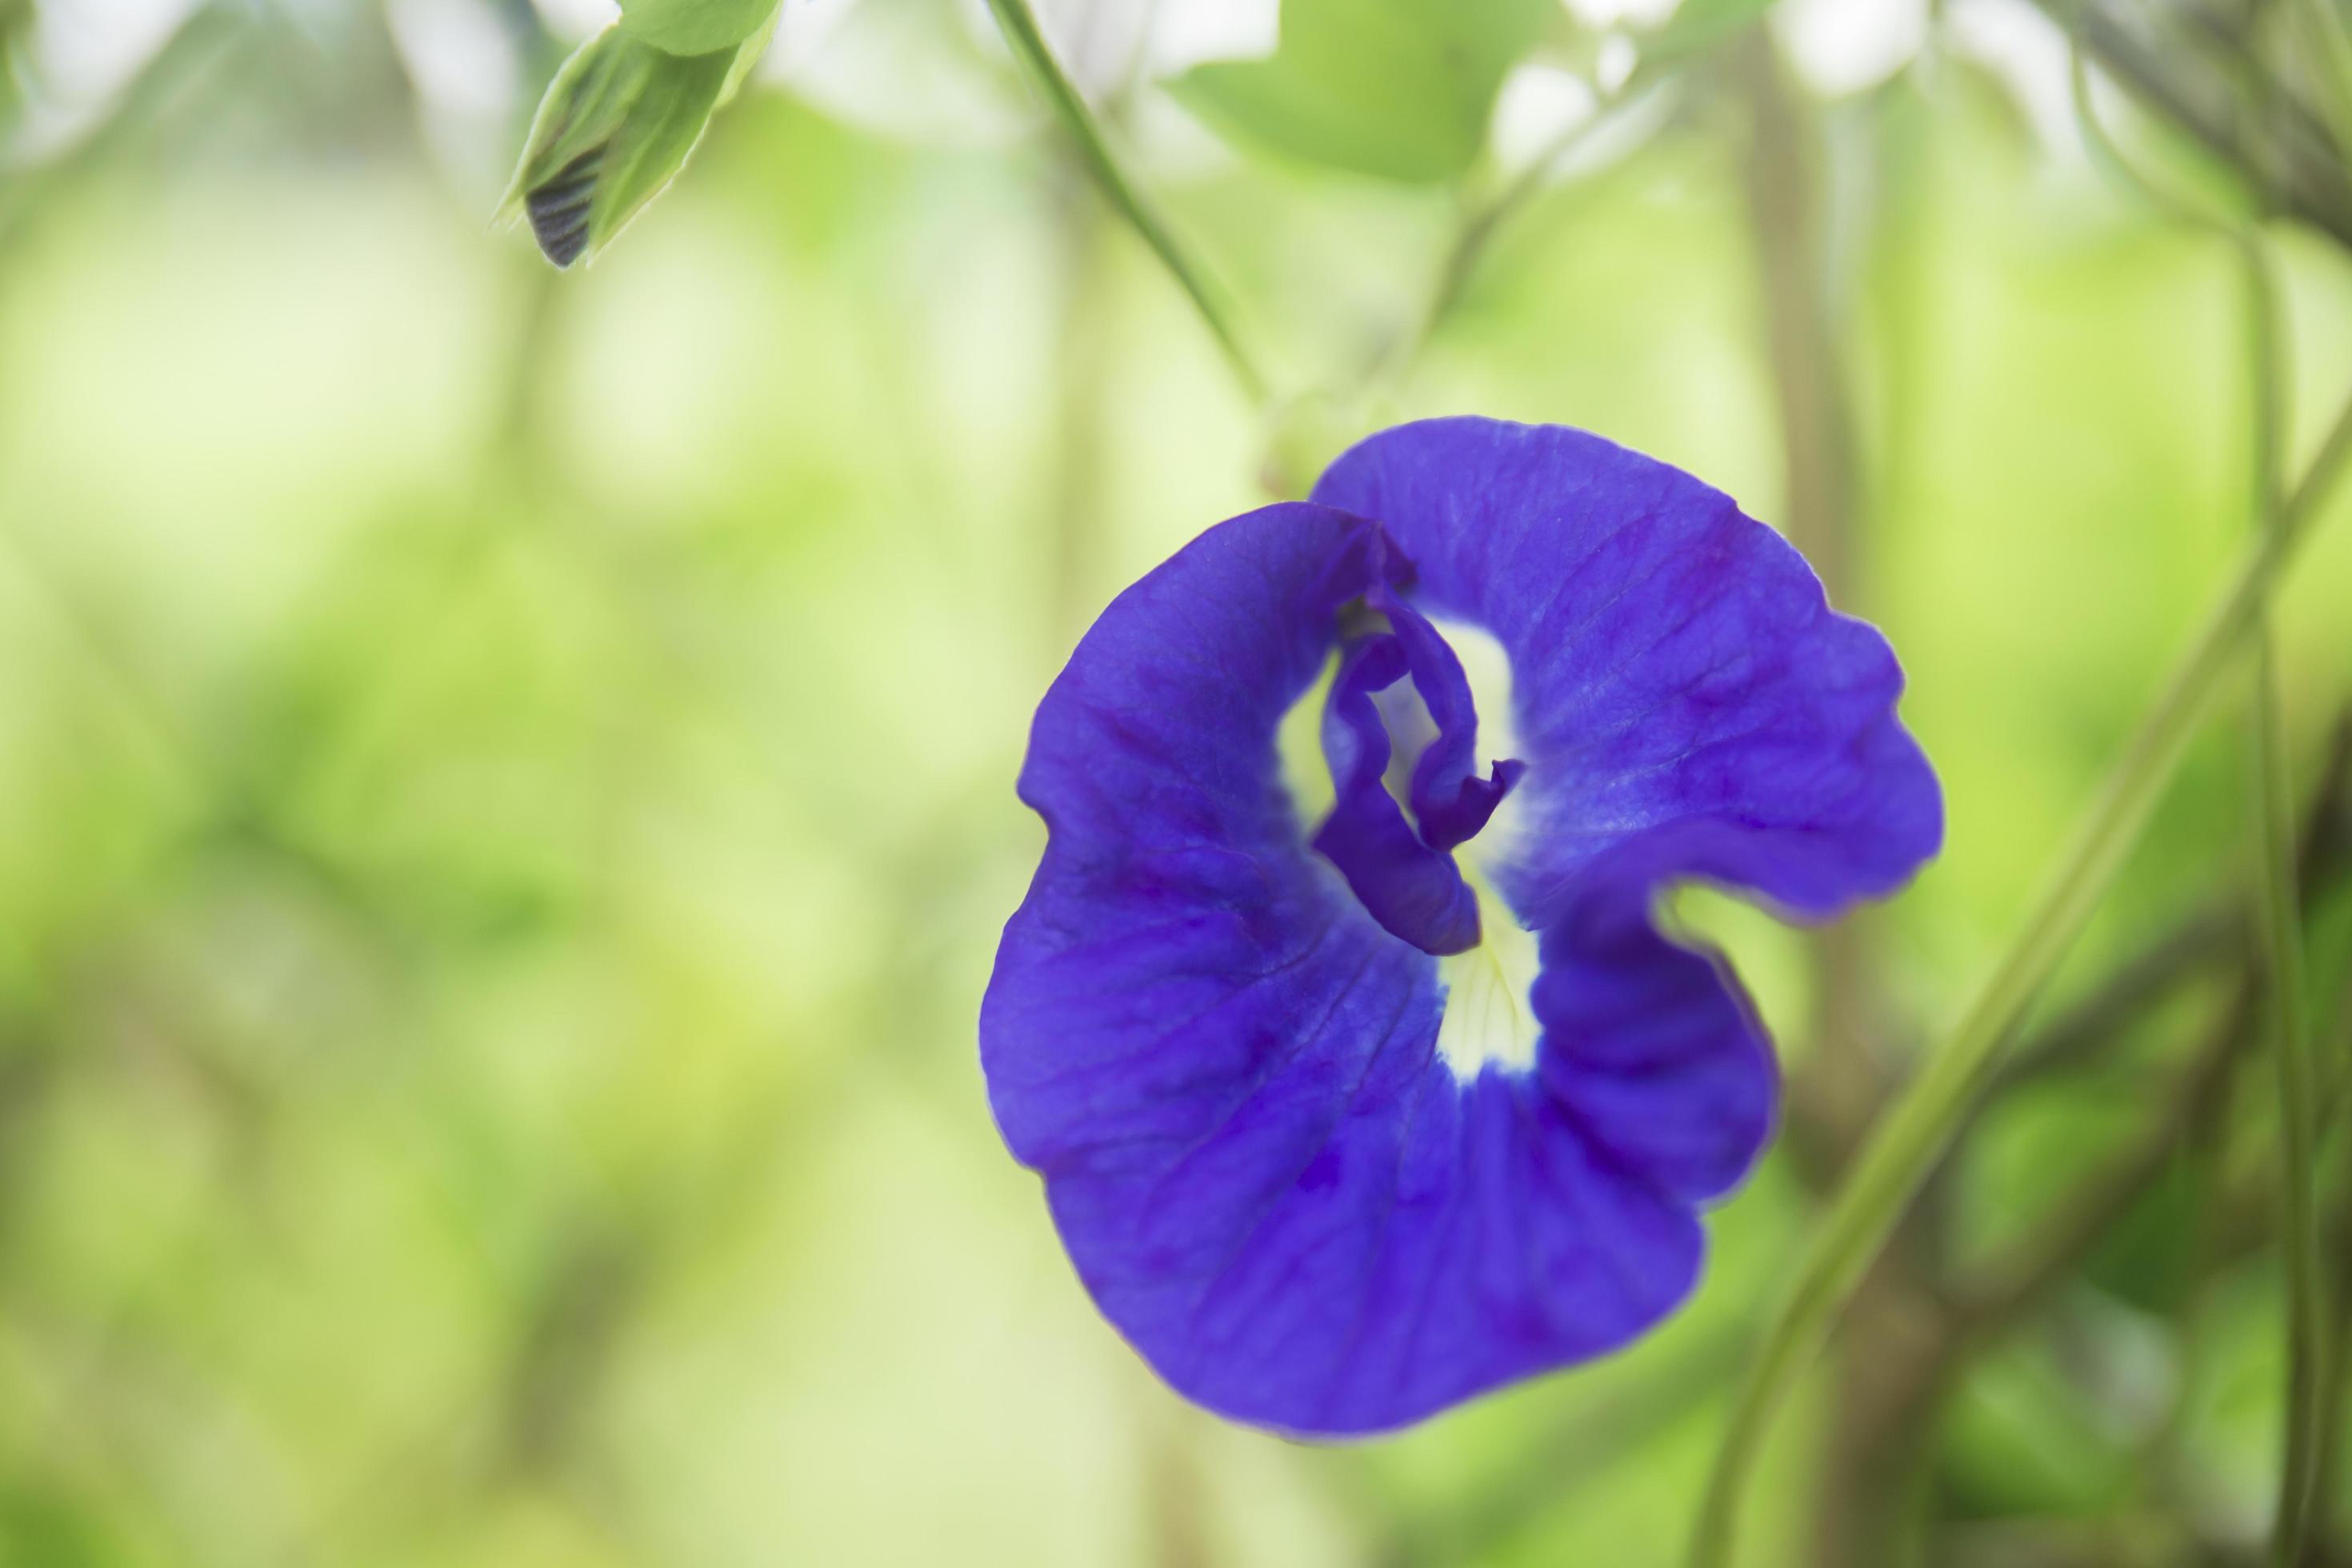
982, 417, 1942, 1435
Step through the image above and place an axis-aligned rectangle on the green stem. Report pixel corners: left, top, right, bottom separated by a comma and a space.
2234, 214, 2321, 1568
1684, 337, 2352, 1568
2024, 0, 2352, 251
2216, 22, 2330, 1548
2299, 0, 2352, 160
2258, 629, 2325, 1566
982, 0, 1272, 406
1692, 38, 2350, 1566
1375, 64, 1672, 399
2064, 24, 2327, 1554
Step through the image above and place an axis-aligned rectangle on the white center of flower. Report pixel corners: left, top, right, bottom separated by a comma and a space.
1278, 611, 1546, 1082
1434, 862, 1545, 1081
1424, 617, 1543, 1082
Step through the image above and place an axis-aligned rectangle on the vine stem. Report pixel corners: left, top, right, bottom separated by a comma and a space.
2230, 75, 2326, 1568
982, 0, 1272, 406
2227, 210, 2322, 1568
2063, 31, 2326, 1558
2301, 0, 2352, 162
2024, 0, 2352, 251
1374, 66, 1668, 397
1685, 353, 2352, 1568
2258, 627, 2326, 1568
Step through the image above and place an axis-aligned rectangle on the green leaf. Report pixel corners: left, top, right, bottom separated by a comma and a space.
1167, 0, 1558, 184
620, 0, 777, 59
502, 22, 764, 268
0, 0, 30, 123
1642, 0, 1776, 63
720, 6, 781, 102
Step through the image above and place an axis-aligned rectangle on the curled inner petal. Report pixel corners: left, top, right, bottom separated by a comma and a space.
1311, 634, 1483, 954
1308, 585, 1527, 956
1380, 594, 1528, 853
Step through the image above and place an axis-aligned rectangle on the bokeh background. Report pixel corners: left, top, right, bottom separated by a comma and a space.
5, 0, 2352, 1562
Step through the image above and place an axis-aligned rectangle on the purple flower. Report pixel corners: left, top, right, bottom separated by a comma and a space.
981, 418, 1941, 1435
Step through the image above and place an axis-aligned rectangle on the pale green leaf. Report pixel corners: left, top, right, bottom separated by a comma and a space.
0, 0, 29, 123
1642, 0, 1776, 62
1167, 0, 1558, 184
620, 0, 777, 59
502, 22, 762, 268
720, 6, 780, 103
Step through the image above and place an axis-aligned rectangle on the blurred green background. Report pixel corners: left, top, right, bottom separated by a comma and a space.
4, 0, 2352, 1563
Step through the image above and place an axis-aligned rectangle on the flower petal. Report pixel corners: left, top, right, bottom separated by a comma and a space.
1531, 887, 1777, 1205
1311, 416, 1943, 925
1379, 591, 1527, 853
987, 502, 1732, 1433
1311, 632, 1484, 956
986, 423, 1941, 1434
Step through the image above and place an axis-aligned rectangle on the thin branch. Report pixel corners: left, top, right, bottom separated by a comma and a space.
1382, 1329, 1751, 1567
1998, 704, 2352, 1092
1687, 367, 2352, 1568
0, 6, 245, 250
1956, 985, 2252, 1339
1954, 714, 2352, 1340
2294, 0, 2352, 161
2310, 1102, 2352, 1561
1378, 66, 1674, 394
2022, 0, 2352, 251
1736, 22, 1877, 1172
1996, 905, 2244, 1085
982, 0, 1271, 405
1738, 34, 1946, 1562
2070, 17, 2332, 1547
2250, 302, 2326, 1568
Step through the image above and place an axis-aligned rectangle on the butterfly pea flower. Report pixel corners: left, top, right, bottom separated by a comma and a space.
982, 417, 1941, 1436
